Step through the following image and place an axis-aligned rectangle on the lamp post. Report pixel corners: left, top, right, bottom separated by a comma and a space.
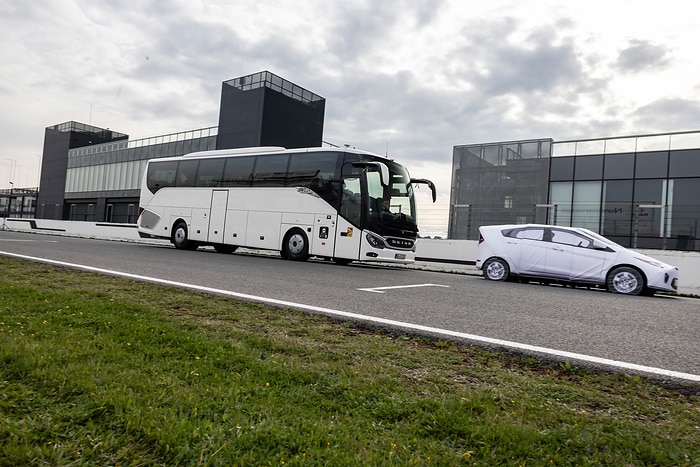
35, 154, 42, 188
4, 159, 16, 189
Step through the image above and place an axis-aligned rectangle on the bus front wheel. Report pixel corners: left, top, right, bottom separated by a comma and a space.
283, 229, 309, 261
172, 222, 198, 250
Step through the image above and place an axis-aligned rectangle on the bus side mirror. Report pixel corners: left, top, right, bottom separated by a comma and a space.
411, 178, 436, 202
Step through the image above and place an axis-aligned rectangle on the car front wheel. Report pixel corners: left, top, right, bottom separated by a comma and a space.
483, 258, 510, 281
607, 267, 644, 295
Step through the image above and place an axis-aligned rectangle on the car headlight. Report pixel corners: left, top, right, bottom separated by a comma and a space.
634, 257, 665, 268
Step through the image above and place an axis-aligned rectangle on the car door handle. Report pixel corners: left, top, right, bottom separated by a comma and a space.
552, 247, 565, 252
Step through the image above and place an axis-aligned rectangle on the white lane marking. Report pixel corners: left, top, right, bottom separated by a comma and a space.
0, 239, 59, 242
2, 250, 699, 383
358, 283, 451, 293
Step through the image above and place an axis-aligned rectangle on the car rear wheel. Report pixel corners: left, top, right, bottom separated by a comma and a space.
607, 267, 644, 295
483, 258, 510, 281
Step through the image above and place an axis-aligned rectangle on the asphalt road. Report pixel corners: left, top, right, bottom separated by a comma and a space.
1, 230, 698, 383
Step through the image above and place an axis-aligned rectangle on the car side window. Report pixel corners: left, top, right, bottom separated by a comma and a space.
551, 229, 592, 248
516, 228, 544, 241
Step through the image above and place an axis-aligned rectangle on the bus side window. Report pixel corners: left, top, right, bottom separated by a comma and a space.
196, 158, 225, 187
252, 154, 289, 187
176, 160, 198, 187
147, 161, 178, 193
222, 156, 255, 186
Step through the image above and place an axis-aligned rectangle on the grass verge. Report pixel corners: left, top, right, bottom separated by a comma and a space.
0, 256, 698, 466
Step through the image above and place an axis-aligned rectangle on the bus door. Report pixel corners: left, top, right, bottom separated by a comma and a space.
208, 190, 229, 244
335, 177, 362, 259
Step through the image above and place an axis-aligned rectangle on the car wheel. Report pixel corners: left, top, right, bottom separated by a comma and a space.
282, 229, 309, 261
483, 258, 510, 281
607, 267, 644, 295
172, 222, 198, 250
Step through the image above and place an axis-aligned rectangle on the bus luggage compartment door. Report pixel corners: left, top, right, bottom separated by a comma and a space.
312, 214, 337, 257
208, 190, 229, 244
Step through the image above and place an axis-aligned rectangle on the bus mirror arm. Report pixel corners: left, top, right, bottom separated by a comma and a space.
411, 179, 436, 202
352, 161, 391, 187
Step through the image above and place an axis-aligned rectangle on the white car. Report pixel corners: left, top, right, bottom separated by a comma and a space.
476, 224, 678, 295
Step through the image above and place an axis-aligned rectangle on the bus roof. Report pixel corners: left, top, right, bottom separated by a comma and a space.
153, 146, 392, 162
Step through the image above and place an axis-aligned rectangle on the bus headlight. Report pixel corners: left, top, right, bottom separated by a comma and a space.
365, 232, 386, 249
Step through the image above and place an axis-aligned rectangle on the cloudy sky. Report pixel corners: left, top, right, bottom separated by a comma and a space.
2, 0, 699, 235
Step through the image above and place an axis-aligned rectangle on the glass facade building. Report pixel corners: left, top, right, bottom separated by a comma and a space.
450, 130, 700, 252
34, 71, 325, 223
448, 139, 552, 240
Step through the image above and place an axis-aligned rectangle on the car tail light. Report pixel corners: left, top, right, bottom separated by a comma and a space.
478, 233, 484, 245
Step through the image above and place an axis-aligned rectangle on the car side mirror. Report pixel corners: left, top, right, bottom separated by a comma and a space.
592, 240, 613, 251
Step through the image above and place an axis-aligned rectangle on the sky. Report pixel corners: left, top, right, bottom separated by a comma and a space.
2, 0, 700, 236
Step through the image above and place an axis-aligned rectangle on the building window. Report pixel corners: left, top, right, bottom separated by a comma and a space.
669, 149, 700, 178
635, 151, 668, 178
604, 153, 635, 179
572, 181, 601, 232
549, 182, 573, 226
601, 180, 633, 245
574, 155, 603, 180
550, 157, 574, 181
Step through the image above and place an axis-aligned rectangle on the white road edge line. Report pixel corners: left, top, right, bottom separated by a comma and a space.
2, 250, 699, 383
358, 283, 451, 293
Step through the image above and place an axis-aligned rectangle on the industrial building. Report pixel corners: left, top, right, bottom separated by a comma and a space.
6, 69, 700, 252
33, 71, 325, 223
449, 131, 700, 251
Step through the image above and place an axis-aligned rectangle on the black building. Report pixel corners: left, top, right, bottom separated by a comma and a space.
35, 71, 325, 222
36, 122, 128, 220
217, 71, 325, 149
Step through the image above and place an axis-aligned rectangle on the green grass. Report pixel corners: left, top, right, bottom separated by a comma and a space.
0, 256, 698, 466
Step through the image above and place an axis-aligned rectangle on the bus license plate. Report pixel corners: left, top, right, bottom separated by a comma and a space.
394, 253, 406, 260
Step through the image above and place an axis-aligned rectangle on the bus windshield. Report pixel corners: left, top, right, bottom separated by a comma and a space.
365, 161, 418, 238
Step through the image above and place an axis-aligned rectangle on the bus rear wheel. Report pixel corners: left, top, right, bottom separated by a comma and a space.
283, 229, 309, 261
172, 221, 198, 250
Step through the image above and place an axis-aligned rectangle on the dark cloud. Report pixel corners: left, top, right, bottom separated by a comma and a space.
2, 0, 699, 190
631, 98, 700, 132
616, 39, 671, 73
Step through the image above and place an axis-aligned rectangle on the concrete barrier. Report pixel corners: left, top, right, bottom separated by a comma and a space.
415, 238, 700, 296
2, 217, 699, 295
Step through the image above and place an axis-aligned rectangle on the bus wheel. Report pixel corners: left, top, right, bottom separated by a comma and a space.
172, 222, 198, 250
283, 229, 309, 261
214, 244, 237, 254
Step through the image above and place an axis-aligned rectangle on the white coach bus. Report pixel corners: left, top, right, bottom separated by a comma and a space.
137, 146, 435, 264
